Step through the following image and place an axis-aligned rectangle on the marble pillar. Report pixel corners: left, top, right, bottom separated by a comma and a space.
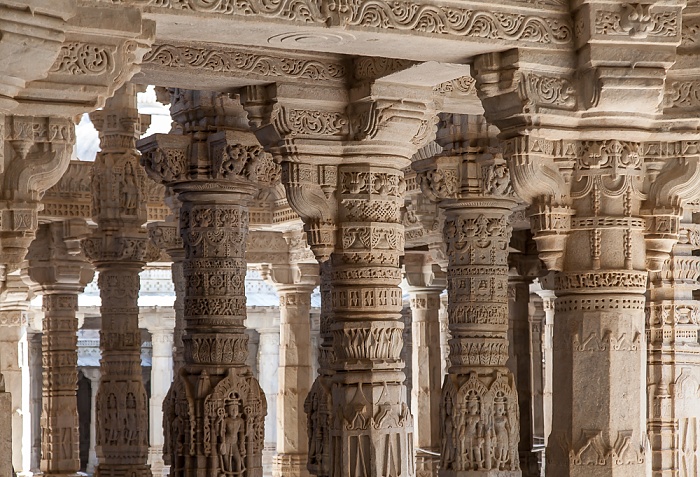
23, 221, 94, 477
0, 275, 33, 477
404, 252, 446, 477
140, 90, 275, 477
83, 83, 154, 477
262, 249, 318, 477
527, 292, 546, 475
647, 213, 700, 476
146, 323, 175, 477
242, 71, 438, 477
414, 114, 521, 476
258, 327, 280, 473
507, 249, 541, 477
82, 369, 101, 476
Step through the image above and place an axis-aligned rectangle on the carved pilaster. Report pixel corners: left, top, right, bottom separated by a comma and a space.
22, 221, 94, 477
139, 89, 278, 477
413, 113, 521, 476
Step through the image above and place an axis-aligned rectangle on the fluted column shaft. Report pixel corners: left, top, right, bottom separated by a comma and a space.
440, 204, 520, 476
526, 293, 546, 474
407, 288, 443, 477
273, 286, 315, 477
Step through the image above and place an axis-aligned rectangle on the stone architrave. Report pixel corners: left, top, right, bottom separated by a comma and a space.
139, 90, 278, 477
82, 83, 156, 477
413, 113, 522, 476
647, 209, 700, 477
240, 60, 449, 476
260, 232, 319, 477
404, 251, 446, 477
22, 221, 94, 477
472, 11, 700, 471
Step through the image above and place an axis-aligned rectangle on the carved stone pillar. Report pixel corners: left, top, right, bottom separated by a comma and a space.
526, 292, 546, 474
83, 368, 101, 476
647, 214, 700, 476
507, 245, 541, 477
404, 252, 446, 477
413, 113, 521, 476
82, 83, 154, 477
242, 62, 441, 477
472, 7, 700, 468
142, 317, 175, 477
139, 90, 277, 477
258, 326, 280, 472
261, 237, 319, 477
23, 221, 94, 477
0, 274, 32, 477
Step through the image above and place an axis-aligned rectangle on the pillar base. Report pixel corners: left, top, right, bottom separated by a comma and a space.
416, 452, 440, 477
272, 454, 309, 477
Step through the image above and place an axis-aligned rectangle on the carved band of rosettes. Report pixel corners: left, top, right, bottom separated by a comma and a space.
186, 265, 244, 298
144, 43, 346, 81
184, 296, 247, 319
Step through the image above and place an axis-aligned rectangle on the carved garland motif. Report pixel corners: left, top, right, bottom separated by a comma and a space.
50, 42, 115, 75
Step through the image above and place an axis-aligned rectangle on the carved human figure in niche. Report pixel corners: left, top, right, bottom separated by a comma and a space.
105, 393, 119, 445
124, 392, 138, 445
442, 397, 456, 468
307, 393, 322, 466
463, 393, 485, 470
217, 402, 245, 475
121, 161, 139, 214
492, 396, 511, 470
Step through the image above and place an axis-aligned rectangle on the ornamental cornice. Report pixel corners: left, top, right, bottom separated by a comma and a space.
125, 0, 573, 52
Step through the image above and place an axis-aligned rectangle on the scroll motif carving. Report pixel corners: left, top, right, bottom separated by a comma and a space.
50, 42, 115, 75
594, 4, 678, 39
144, 44, 346, 80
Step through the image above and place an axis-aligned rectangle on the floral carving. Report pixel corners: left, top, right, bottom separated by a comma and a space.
144, 44, 346, 81
594, 5, 678, 38
272, 106, 348, 137
50, 42, 115, 75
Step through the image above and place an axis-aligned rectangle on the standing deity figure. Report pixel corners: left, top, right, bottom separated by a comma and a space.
218, 402, 246, 476
492, 397, 511, 470
464, 394, 484, 470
